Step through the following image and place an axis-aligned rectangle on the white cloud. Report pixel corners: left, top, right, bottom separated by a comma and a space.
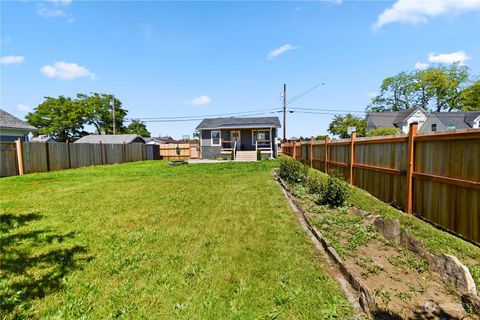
189, 95, 211, 106
17, 104, 32, 113
36, 0, 74, 22
47, 0, 72, 6
267, 44, 297, 60
428, 51, 471, 65
40, 61, 96, 80
415, 62, 429, 70
374, 0, 480, 29
1, 55, 25, 65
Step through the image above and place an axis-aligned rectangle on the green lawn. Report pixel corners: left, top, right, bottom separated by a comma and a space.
0, 160, 352, 319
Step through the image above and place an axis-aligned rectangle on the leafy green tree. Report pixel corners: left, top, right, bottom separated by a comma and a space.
75, 93, 128, 134
125, 120, 151, 137
193, 130, 200, 140
417, 63, 470, 112
26, 96, 87, 142
366, 128, 401, 137
367, 71, 417, 112
328, 114, 367, 138
459, 81, 480, 111
315, 135, 327, 140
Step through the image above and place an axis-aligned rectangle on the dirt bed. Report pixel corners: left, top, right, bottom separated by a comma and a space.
296, 193, 477, 319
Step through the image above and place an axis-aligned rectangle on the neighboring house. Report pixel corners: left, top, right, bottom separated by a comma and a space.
30, 136, 56, 143
367, 107, 428, 134
0, 109, 37, 142
145, 137, 180, 145
418, 111, 480, 133
74, 134, 145, 144
196, 117, 281, 160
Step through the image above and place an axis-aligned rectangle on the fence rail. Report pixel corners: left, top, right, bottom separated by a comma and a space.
282, 124, 480, 243
1, 141, 147, 178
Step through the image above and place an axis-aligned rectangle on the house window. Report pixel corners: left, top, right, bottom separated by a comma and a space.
211, 130, 220, 146
252, 130, 271, 146
431, 123, 437, 132
447, 124, 456, 130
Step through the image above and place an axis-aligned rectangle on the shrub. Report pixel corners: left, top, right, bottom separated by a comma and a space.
366, 128, 400, 137
305, 175, 323, 194
257, 150, 262, 161
292, 184, 309, 198
318, 174, 349, 208
279, 157, 308, 183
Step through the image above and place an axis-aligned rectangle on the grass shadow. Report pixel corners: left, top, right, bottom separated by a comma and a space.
0, 212, 91, 318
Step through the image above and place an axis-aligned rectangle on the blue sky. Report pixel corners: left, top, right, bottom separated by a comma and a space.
2, 0, 480, 139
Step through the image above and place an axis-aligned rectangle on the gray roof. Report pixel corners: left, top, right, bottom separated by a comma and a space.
196, 117, 281, 130
429, 111, 480, 129
0, 109, 37, 131
74, 134, 145, 144
367, 107, 427, 129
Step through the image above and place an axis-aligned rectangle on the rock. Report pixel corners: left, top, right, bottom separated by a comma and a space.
434, 254, 478, 296
363, 215, 381, 227
400, 230, 425, 254
373, 217, 401, 244
348, 207, 369, 217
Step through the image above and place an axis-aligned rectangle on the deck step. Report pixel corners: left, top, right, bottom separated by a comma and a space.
235, 151, 257, 161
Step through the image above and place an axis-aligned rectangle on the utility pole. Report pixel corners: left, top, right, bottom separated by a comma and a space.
112, 94, 116, 135
283, 83, 287, 142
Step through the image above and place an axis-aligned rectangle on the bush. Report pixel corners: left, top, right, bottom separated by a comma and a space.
279, 157, 308, 183
318, 174, 349, 208
257, 150, 262, 161
305, 175, 323, 194
366, 128, 400, 137
292, 184, 309, 198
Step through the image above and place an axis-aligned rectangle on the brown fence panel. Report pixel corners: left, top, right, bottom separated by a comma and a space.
104, 144, 123, 164
328, 141, 349, 179
47, 143, 70, 171
354, 139, 408, 209
23, 142, 48, 173
126, 143, 145, 162
413, 136, 480, 242
159, 144, 193, 158
0, 143, 18, 177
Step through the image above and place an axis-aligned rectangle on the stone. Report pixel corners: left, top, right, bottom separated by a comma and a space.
373, 217, 401, 244
437, 254, 478, 296
363, 215, 381, 227
348, 207, 369, 217
400, 230, 425, 254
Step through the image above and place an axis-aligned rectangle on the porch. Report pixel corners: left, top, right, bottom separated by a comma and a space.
218, 128, 276, 159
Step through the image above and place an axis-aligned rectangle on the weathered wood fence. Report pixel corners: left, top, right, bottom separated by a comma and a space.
1, 141, 146, 178
282, 124, 480, 243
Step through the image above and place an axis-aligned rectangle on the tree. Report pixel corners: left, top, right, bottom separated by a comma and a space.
26, 96, 87, 142
125, 120, 151, 137
367, 71, 417, 112
417, 63, 470, 112
366, 128, 400, 137
328, 114, 367, 138
75, 93, 128, 134
459, 81, 480, 111
193, 130, 200, 140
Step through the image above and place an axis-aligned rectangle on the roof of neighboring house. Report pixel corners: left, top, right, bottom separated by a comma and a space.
74, 134, 145, 144
367, 107, 427, 129
146, 137, 181, 144
30, 136, 55, 143
428, 111, 480, 129
196, 117, 281, 130
0, 109, 37, 131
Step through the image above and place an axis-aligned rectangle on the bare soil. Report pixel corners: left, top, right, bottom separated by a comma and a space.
305, 209, 479, 319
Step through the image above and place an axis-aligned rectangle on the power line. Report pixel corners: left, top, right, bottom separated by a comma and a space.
127, 110, 282, 123
286, 83, 325, 106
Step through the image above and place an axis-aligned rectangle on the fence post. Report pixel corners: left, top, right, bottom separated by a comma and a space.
324, 135, 329, 174
349, 132, 356, 185
292, 142, 297, 160
15, 138, 25, 175
67, 141, 72, 168
45, 142, 50, 172
123, 141, 127, 163
310, 138, 313, 167
406, 122, 418, 214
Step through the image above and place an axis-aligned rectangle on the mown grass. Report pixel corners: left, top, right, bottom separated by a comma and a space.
306, 168, 480, 292
0, 160, 352, 319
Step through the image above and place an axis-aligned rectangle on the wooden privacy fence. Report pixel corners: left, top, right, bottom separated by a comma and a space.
282, 124, 480, 243
1, 140, 146, 178
158, 144, 199, 159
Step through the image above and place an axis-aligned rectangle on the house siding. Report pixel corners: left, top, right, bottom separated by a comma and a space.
419, 115, 448, 133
